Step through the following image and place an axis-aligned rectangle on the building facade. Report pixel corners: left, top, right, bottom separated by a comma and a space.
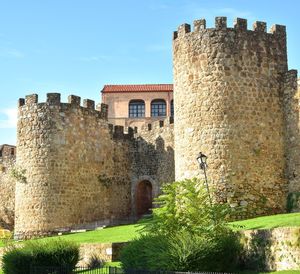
101, 84, 173, 128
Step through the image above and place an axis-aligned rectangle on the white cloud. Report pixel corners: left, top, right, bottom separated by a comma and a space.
7, 49, 24, 58
0, 48, 25, 59
0, 107, 17, 129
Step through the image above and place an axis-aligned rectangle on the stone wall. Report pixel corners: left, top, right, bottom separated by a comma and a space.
241, 227, 300, 271
0, 145, 16, 167
78, 242, 126, 267
173, 17, 289, 218
131, 117, 175, 215
282, 71, 300, 193
12, 91, 176, 238
9, 16, 299, 237
0, 168, 15, 231
15, 94, 132, 239
0, 145, 16, 230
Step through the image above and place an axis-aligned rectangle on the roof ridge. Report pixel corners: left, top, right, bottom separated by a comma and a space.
103, 84, 173, 86
102, 84, 173, 93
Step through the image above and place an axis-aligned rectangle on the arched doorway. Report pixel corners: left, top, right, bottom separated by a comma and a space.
136, 180, 152, 217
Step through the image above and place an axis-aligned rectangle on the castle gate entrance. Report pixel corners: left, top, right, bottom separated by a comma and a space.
136, 180, 152, 217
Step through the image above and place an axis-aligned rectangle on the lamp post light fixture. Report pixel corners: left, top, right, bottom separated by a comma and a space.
196, 152, 213, 207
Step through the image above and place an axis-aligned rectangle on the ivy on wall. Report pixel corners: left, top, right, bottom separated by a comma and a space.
287, 192, 300, 212
97, 174, 113, 188
10, 167, 27, 184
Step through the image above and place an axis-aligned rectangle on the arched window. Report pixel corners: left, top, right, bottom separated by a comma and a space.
170, 100, 174, 117
129, 100, 145, 118
151, 99, 166, 117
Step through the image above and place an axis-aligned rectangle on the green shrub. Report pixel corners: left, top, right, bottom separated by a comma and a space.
144, 178, 231, 236
121, 178, 242, 272
121, 230, 241, 272
2, 239, 79, 274
120, 234, 171, 271
87, 254, 105, 269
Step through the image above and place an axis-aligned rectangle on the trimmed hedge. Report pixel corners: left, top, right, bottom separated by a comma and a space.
2, 239, 79, 274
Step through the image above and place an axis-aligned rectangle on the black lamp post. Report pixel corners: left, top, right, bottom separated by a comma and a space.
196, 152, 213, 207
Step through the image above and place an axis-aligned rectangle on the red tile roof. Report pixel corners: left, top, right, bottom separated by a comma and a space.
102, 84, 173, 93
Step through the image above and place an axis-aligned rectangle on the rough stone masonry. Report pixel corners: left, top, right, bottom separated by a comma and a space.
0, 17, 298, 238
173, 17, 299, 219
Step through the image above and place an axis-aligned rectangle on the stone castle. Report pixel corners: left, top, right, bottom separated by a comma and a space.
0, 17, 299, 239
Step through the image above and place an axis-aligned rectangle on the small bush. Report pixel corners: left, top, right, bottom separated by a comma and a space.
120, 234, 171, 271
2, 239, 79, 274
87, 254, 105, 269
0, 229, 13, 246
121, 230, 241, 272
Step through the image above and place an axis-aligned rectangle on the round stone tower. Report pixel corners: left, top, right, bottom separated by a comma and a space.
173, 17, 289, 218
15, 93, 132, 239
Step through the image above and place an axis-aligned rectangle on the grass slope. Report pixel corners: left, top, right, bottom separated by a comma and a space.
50, 212, 300, 244
1, 213, 300, 248
243, 271, 300, 274
230, 212, 300, 231
0, 223, 143, 248
46, 223, 143, 245
1, 214, 300, 273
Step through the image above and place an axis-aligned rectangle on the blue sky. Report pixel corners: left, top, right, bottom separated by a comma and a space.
0, 0, 299, 145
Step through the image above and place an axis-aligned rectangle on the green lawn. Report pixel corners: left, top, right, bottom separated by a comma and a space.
49, 212, 300, 244
1, 214, 300, 273
1, 212, 300, 248
230, 212, 300, 231
51, 223, 143, 244
73, 270, 300, 274
0, 223, 144, 248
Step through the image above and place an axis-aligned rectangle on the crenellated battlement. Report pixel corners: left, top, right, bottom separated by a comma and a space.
173, 17, 286, 40
104, 117, 175, 142
15, 92, 133, 239
107, 124, 135, 140
18, 93, 108, 120
10, 15, 300, 239
133, 117, 174, 138
173, 16, 291, 218
17, 93, 146, 143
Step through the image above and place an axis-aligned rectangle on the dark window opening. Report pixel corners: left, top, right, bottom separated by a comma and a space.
151, 99, 166, 117
10, 148, 14, 156
171, 100, 174, 117
129, 100, 145, 118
